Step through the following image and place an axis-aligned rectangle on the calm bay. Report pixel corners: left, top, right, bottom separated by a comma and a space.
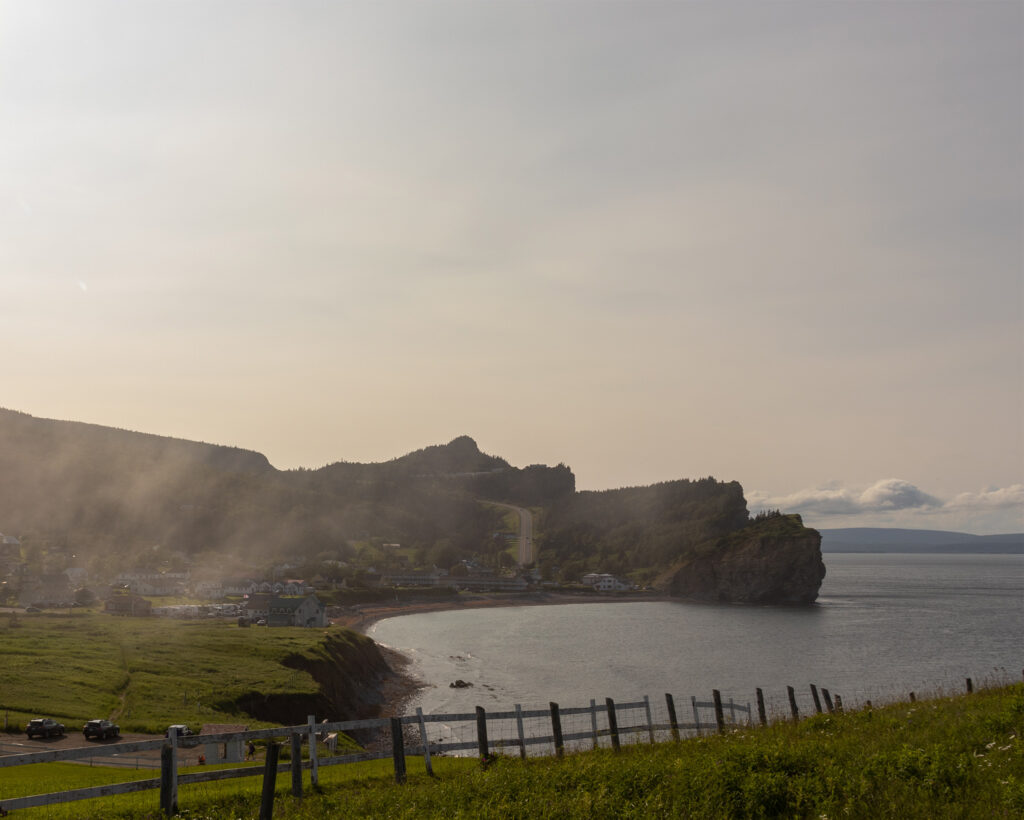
370, 553, 1023, 717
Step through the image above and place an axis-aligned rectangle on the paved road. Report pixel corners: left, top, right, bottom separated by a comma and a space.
0, 730, 201, 768
488, 502, 534, 565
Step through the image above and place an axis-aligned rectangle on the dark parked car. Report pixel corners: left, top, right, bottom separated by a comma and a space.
26, 718, 66, 738
83, 719, 120, 740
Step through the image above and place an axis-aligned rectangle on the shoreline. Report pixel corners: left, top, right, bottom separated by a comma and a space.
333, 590, 674, 717
334, 589, 674, 635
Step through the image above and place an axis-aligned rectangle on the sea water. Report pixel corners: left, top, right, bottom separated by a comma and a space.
369, 553, 1023, 717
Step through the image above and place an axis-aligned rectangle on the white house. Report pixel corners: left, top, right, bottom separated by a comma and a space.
194, 580, 225, 600
583, 573, 631, 592
244, 593, 327, 627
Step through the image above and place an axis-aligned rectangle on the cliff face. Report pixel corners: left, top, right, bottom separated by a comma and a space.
655, 514, 825, 604
227, 631, 397, 725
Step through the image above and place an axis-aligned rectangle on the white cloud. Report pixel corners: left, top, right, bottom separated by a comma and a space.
753, 479, 965, 515
747, 486, 859, 515
857, 479, 941, 511
947, 485, 1024, 510
749, 480, 1023, 535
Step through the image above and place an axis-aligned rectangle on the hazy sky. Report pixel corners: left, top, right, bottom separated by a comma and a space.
2, 2, 1022, 534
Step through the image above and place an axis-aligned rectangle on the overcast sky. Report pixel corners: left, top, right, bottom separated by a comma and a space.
2, 2, 1021, 534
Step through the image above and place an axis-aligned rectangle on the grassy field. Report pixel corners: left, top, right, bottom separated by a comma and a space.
0, 611, 366, 734
3, 683, 1021, 819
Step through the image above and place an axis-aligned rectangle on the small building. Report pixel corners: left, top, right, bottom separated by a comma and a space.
582, 573, 631, 592
222, 579, 260, 596
243, 593, 327, 627
18, 573, 74, 607
446, 573, 528, 592
199, 723, 248, 763
380, 568, 447, 587
114, 572, 187, 596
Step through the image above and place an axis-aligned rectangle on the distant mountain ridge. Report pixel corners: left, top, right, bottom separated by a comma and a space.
820, 527, 1023, 554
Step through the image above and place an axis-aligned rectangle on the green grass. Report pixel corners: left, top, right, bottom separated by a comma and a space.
0, 612, 360, 734
4, 684, 1021, 819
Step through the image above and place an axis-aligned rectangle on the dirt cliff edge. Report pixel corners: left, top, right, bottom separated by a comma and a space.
228, 630, 399, 725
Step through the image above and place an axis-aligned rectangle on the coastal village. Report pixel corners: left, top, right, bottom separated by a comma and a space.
0, 530, 635, 624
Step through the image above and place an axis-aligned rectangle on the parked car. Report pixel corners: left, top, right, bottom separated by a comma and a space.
165, 724, 193, 738
26, 718, 66, 738
83, 719, 120, 740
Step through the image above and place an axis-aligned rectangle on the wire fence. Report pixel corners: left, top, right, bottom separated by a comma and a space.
406, 692, 752, 761
2, 673, 1002, 817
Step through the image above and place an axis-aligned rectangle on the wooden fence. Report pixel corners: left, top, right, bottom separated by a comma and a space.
11, 673, 955, 818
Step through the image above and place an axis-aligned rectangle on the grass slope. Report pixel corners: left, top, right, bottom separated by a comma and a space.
4, 684, 1022, 819
0, 612, 363, 733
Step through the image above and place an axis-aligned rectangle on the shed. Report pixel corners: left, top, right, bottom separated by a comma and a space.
199, 723, 249, 763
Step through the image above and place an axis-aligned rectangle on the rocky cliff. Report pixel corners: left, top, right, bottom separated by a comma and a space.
655, 514, 825, 604
226, 630, 398, 725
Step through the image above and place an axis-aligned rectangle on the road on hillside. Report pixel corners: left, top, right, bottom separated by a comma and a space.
487, 502, 534, 565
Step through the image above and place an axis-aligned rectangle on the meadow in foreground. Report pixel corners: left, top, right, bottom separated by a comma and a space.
5, 683, 1021, 819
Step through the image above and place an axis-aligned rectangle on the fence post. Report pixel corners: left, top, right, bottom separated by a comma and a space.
756, 688, 767, 726
810, 684, 822, 714
306, 715, 318, 788
159, 744, 175, 817
290, 733, 302, 797
834, 694, 844, 713
391, 717, 406, 784
787, 686, 799, 723
605, 698, 620, 752
258, 742, 279, 820
712, 690, 725, 734
169, 729, 179, 813
643, 695, 655, 744
691, 695, 702, 735
728, 697, 736, 724
515, 704, 527, 760
589, 699, 599, 750
966, 677, 973, 694
476, 706, 490, 762
822, 688, 835, 714
416, 707, 434, 775
665, 693, 680, 741
550, 702, 565, 758
909, 691, 916, 703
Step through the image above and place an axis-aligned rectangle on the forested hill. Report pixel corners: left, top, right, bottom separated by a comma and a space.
538, 479, 750, 579
0, 408, 824, 602
0, 409, 575, 573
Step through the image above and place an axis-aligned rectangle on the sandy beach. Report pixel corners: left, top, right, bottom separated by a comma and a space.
333, 589, 670, 635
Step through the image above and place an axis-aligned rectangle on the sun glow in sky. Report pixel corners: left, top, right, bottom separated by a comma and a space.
2, 2, 1021, 534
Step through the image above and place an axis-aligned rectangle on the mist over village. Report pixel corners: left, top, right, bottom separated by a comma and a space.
1, 2, 1021, 817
